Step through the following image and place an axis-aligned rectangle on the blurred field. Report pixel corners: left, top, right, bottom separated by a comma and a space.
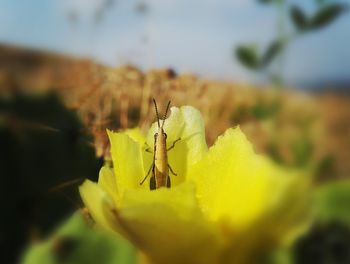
1, 44, 349, 181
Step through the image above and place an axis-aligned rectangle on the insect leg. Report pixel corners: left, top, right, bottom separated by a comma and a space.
168, 164, 177, 176
145, 147, 153, 153
166, 176, 171, 188
167, 138, 181, 151
144, 143, 153, 153
150, 174, 156, 190
140, 163, 154, 185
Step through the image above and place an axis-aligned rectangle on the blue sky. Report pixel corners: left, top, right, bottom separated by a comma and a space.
0, 0, 349, 86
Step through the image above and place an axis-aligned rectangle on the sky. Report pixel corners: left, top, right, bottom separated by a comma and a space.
0, 0, 349, 87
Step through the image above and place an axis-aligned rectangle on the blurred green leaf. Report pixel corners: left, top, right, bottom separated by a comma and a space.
290, 6, 308, 31
293, 223, 350, 264
235, 45, 260, 70
291, 181, 350, 263
261, 40, 284, 67
292, 136, 313, 168
250, 100, 281, 120
21, 213, 137, 264
314, 181, 350, 226
315, 155, 335, 180
270, 248, 293, 264
309, 4, 348, 30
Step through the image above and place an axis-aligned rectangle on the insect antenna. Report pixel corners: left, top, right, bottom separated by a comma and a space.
162, 101, 171, 128
48, 178, 85, 209
152, 98, 160, 128
48, 178, 84, 193
47, 179, 94, 226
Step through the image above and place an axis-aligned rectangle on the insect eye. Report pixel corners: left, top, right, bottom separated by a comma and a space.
164, 133, 167, 139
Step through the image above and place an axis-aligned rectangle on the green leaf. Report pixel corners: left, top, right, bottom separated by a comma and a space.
292, 136, 313, 168
250, 99, 281, 120
290, 6, 308, 31
261, 40, 284, 67
21, 213, 137, 264
309, 4, 348, 30
235, 45, 260, 70
293, 223, 350, 264
314, 181, 350, 226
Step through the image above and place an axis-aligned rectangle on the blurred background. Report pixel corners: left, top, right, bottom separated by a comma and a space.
0, 0, 350, 263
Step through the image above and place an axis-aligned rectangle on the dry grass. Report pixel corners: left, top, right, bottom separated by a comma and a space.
1, 44, 349, 180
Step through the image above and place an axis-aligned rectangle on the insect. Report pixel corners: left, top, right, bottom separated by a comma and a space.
140, 99, 180, 190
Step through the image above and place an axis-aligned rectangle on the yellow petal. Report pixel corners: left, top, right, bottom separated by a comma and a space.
179, 106, 208, 165
98, 166, 120, 205
261, 172, 313, 246
118, 183, 223, 264
125, 127, 146, 146
167, 106, 208, 187
107, 130, 147, 192
189, 127, 309, 231
221, 172, 312, 263
79, 180, 120, 233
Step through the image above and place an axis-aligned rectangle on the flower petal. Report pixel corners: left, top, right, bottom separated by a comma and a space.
98, 166, 120, 204
79, 180, 120, 233
107, 130, 147, 192
221, 173, 313, 263
178, 106, 208, 166
117, 183, 223, 264
125, 127, 146, 146
189, 127, 310, 231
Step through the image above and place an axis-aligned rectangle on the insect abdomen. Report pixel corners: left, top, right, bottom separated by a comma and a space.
154, 131, 169, 188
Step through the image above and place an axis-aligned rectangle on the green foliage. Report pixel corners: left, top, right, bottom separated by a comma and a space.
270, 181, 350, 263
235, 45, 260, 70
230, 98, 281, 124
293, 223, 350, 264
250, 99, 281, 120
292, 136, 313, 168
314, 181, 350, 226
291, 181, 350, 263
290, 3, 347, 32
235, 41, 284, 71
235, 1, 348, 85
290, 6, 308, 31
21, 213, 137, 264
261, 40, 284, 67
309, 3, 348, 30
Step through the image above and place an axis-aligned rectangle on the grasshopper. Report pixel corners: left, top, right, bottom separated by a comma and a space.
140, 99, 180, 190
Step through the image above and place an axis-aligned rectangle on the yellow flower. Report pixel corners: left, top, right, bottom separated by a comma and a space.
80, 106, 312, 264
